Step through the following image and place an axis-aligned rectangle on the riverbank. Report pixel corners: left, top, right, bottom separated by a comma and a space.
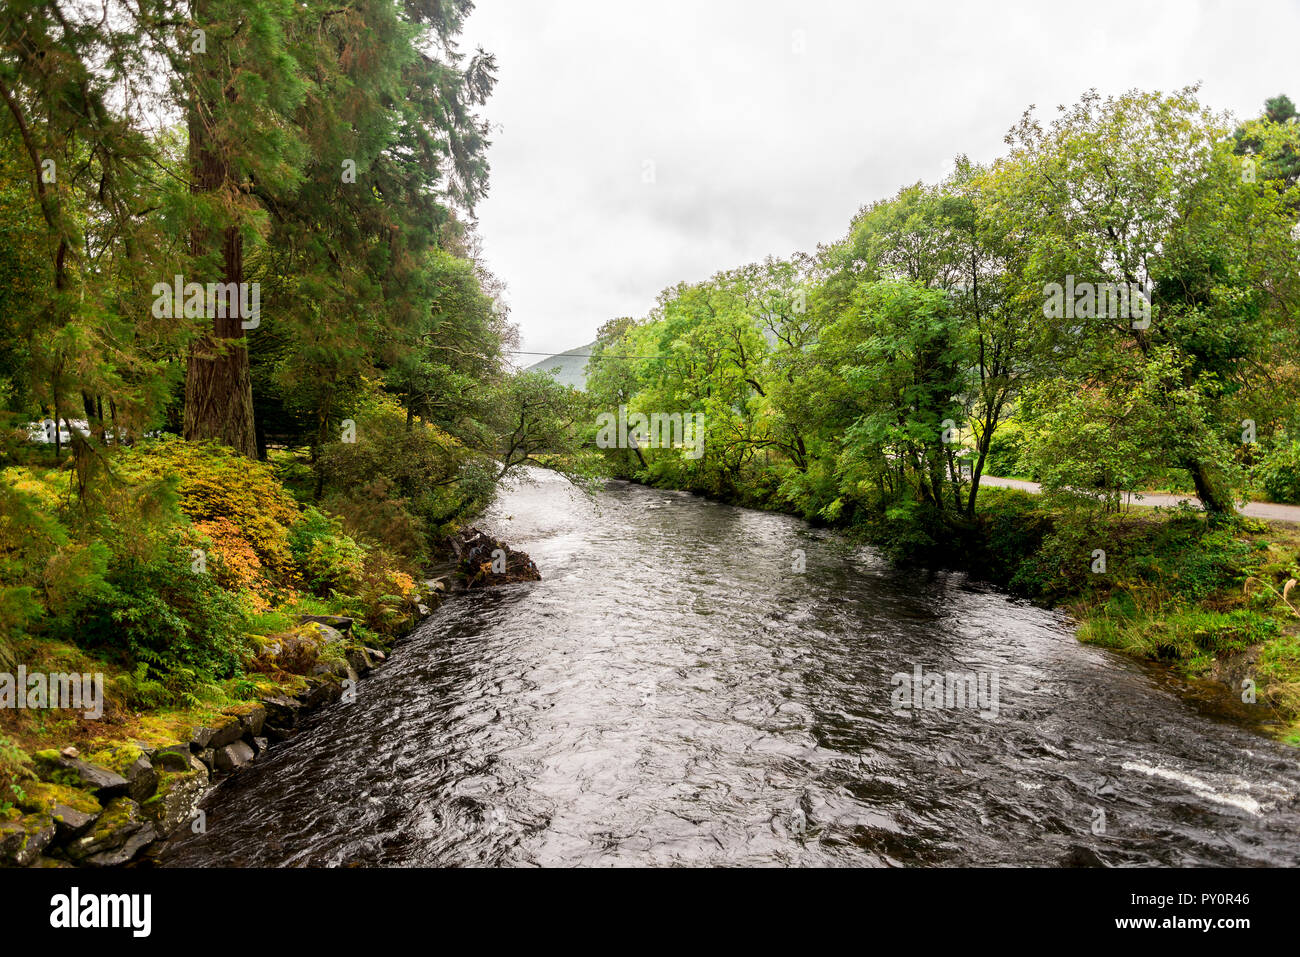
623, 475, 1300, 744
0, 525, 539, 868
0, 426, 543, 867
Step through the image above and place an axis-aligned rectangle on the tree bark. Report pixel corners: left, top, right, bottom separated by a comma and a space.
1188, 459, 1236, 524
182, 35, 257, 457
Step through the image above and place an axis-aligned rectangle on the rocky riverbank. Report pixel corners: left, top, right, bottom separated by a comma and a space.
0, 527, 539, 868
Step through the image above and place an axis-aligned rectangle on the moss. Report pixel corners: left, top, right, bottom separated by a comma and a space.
17, 780, 102, 819
84, 744, 145, 777
220, 702, 262, 718
75, 797, 139, 847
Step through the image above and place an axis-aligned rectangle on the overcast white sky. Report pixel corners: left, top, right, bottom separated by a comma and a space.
457, 0, 1300, 360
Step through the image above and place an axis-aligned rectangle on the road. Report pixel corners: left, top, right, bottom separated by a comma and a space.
980, 476, 1300, 524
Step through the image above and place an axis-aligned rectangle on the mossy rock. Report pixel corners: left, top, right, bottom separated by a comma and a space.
66, 797, 157, 867
141, 769, 208, 837
222, 702, 266, 737
31, 750, 129, 799
85, 745, 158, 803
190, 714, 244, 750
151, 743, 204, 774
0, 812, 57, 867
16, 781, 102, 840
85, 744, 145, 776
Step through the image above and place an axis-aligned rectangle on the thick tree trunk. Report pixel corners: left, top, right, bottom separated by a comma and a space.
183, 227, 256, 455
182, 45, 257, 457
1188, 459, 1236, 523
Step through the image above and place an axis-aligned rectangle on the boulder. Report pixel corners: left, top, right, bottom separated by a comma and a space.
189, 715, 243, 751
142, 770, 208, 837
227, 703, 266, 738
260, 694, 305, 727
214, 740, 255, 773
263, 724, 292, 744
302, 676, 344, 709
251, 736, 269, 755
298, 614, 354, 634
17, 781, 102, 840
32, 750, 129, 801
86, 746, 158, 804
345, 646, 374, 675
308, 655, 351, 680
258, 625, 335, 674
0, 813, 57, 867
207, 716, 245, 750
67, 798, 157, 867
152, 744, 197, 773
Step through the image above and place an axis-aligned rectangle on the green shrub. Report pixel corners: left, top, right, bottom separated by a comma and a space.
1256, 440, 1300, 504
117, 438, 302, 589
983, 419, 1032, 479
0, 733, 33, 809
76, 529, 253, 694
288, 507, 367, 596
316, 396, 490, 560
975, 489, 1053, 587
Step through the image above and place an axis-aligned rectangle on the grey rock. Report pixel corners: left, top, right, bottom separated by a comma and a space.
260, 694, 304, 727
0, 814, 56, 867
142, 770, 208, 837
122, 755, 158, 804
307, 622, 346, 645
189, 715, 243, 751
152, 745, 195, 773
34, 754, 129, 801
264, 724, 292, 744
214, 740, 255, 772
302, 677, 344, 709
206, 717, 245, 750
309, 656, 350, 679
87, 824, 157, 867
299, 614, 354, 634
344, 646, 373, 675
68, 798, 156, 867
234, 705, 266, 738
16, 782, 101, 841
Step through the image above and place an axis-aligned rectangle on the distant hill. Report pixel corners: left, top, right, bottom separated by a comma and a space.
524, 342, 595, 390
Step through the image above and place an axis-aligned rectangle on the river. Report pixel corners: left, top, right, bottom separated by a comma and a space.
158, 470, 1300, 866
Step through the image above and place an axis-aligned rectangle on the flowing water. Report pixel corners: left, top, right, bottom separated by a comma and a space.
159, 471, 1300, 867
